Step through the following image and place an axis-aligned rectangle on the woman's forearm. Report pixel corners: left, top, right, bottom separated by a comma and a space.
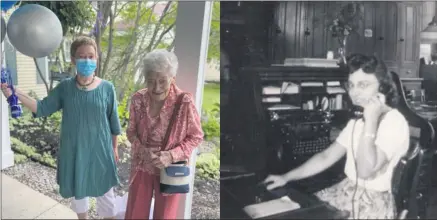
356, 119, 379, 178
112, 135, 118, 149
14, 88, 37, 113
169, 136, 202, 162
283, 153, 332, 182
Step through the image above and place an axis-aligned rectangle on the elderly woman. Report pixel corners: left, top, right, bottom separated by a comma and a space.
263, 54, 410, 219
124, 49, 204, 219
1, 36, 121, 219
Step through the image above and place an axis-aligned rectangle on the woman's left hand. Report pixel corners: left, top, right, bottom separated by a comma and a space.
363, 93, 388, 122
152, 151, 173, 169
113, 148, 119, 163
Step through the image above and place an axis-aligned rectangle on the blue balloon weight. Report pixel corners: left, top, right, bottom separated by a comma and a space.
1, 1, 17, 11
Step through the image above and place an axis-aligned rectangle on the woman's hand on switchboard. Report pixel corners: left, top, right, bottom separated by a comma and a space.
262, 174, 287, 191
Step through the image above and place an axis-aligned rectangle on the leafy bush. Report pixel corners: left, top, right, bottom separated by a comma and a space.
196, 147, 220, 179
10, 110, 62, 157
118, 94, 130, 128
14, 153, 28, 164
117, 132, 129, 145
10, 137, 57, 168
201, 102, 220, 140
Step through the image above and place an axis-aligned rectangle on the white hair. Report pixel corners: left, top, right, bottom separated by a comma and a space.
142, 49, 179, 77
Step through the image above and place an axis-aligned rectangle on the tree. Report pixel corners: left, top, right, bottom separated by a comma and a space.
18, 1, 95, 36
98, 1, 178, 99
207, 1, 220, 62
93, 1, 114, 77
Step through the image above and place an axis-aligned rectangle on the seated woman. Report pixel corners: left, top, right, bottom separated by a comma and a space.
263, 54, 410, 219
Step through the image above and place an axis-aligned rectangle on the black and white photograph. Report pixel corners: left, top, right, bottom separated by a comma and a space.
220, 1, 437, 219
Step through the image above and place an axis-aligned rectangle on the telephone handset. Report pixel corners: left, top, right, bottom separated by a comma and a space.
350, 105, 364, 120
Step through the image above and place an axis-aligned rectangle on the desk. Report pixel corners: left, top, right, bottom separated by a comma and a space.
220, 174, 348, 219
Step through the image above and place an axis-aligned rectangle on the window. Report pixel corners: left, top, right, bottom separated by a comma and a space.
35, 57, 49, 84
4, 37, 17, 85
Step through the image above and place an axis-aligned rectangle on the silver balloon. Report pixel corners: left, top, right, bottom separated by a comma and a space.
6, 4, 63, 58
1, 16, 5, 43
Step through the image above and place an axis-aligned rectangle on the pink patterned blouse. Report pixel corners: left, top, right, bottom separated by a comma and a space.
127, 84, 204, 176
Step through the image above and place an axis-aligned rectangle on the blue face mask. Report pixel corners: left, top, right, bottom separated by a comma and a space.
76, 59, 97, 77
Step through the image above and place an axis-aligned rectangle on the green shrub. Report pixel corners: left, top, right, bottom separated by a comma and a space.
196, 147, 220, 179
11, 137, 37, 156
118, 94, 130, 128
201, 102, 220, 140
9, 99, 62, 157
14, 153, 28, 164
117, 132, 128, 146
10, 137, 57, 168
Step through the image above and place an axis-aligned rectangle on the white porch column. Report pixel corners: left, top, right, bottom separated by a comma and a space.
173, 1, 212, 219
1, 41, 14, 170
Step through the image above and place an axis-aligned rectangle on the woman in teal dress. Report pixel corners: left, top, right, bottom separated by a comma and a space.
1, 36, 121, 219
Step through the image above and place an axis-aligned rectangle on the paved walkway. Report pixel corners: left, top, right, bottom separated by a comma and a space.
1, 173, 77, 219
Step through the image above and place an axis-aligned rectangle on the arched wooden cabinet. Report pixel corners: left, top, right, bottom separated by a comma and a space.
271, 1, 436, 79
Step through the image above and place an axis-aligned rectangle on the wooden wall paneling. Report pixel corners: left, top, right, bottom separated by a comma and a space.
304, 1, 314, 58
363, 1, 376, 56
273, 1, 287, 63
282, 2, 288, 62
312, 1, 327, 58
267, 1, 431, 80
296, 1, 304, 57
383, 2, 399, 73
397, 2, 422, 78
285, 1, 298, 58
326, 1, 340, 56
374, 2, 385, 59
345, 2, 370, 57
345, 3, 359, 56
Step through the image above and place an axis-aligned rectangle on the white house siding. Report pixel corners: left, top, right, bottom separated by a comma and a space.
16, 53, 48, 99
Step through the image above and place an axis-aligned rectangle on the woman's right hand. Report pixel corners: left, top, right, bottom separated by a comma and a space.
147, 147, 160, 160
1, 83, 12, 98
262, 174, 287, 191
132, 140, 160, 160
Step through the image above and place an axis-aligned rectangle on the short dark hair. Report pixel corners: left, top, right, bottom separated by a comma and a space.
70, 36, 98, 59
346, 54, 399, 108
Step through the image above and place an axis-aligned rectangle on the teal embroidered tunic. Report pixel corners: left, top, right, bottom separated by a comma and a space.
34, 78, 121, 199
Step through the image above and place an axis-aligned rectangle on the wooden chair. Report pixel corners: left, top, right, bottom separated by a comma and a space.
391, 71, 436, 219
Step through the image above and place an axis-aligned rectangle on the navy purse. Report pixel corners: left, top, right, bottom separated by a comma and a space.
159, 93, 191, 194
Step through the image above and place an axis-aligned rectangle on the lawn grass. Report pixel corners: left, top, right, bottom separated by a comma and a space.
202, 82, 220, 112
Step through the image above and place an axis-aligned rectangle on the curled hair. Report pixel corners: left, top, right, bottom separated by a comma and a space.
346, 54, 399, 108
142, 49, 179, 77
